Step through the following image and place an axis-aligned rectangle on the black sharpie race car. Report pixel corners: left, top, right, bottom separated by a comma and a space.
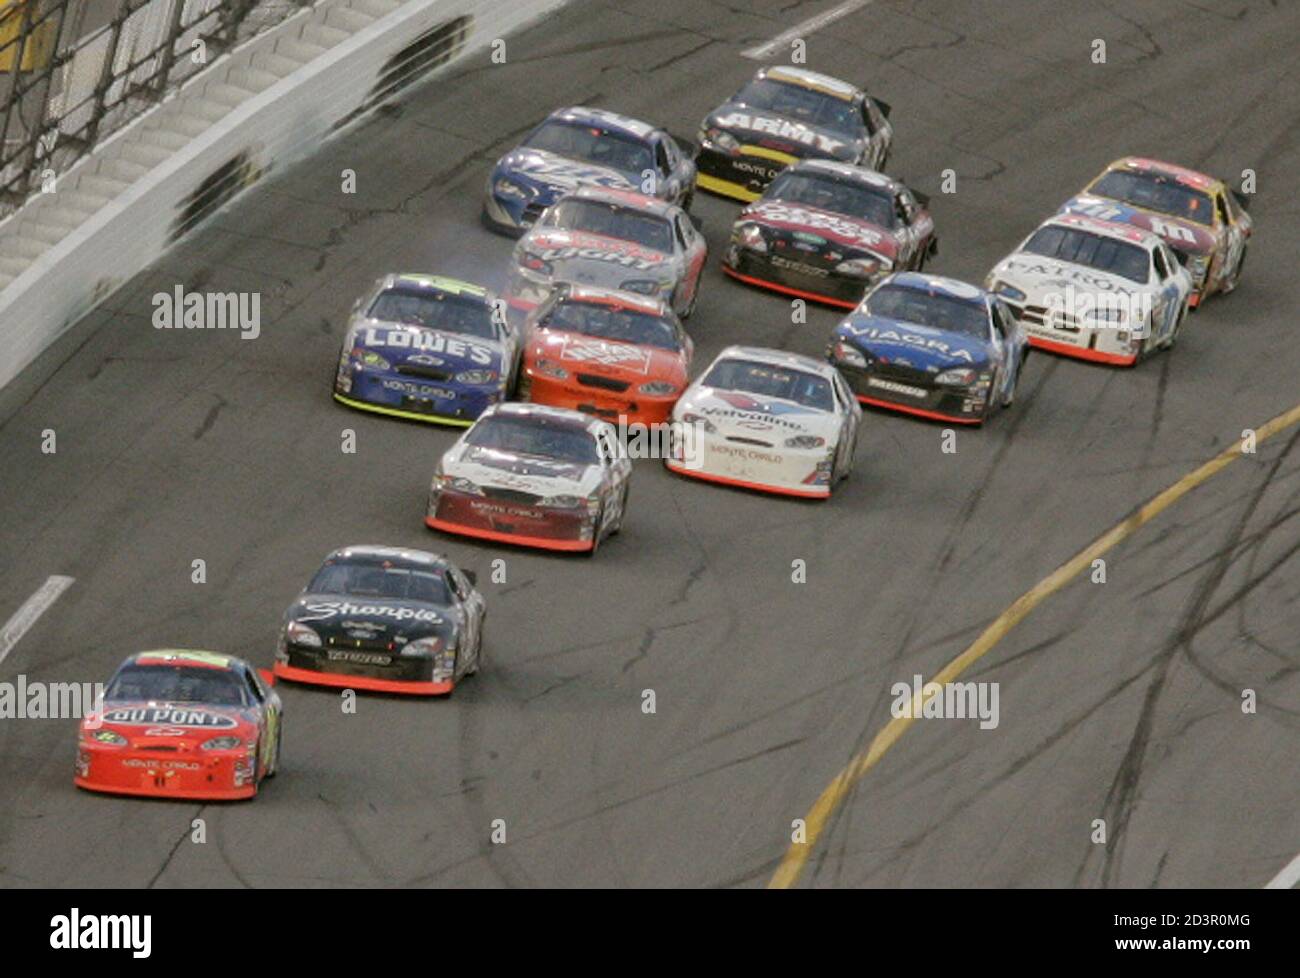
483, 106, 697, 235
696, 66, 893, 202
76, 650, 283, 801
723, 160, 935, 307
274, 546, 485, 696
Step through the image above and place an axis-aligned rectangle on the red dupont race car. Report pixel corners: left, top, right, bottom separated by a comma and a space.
518, 283, 693, 425
722, 159, 935, 308
75, 650, 283, 801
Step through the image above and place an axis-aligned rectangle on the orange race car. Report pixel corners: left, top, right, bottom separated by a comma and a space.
518, 283, 692, 426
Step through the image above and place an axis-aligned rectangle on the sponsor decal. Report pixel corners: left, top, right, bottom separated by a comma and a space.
469, 500, 546, 519
769, 254, 829, 277
465, 447, 588, 482
381, 379, 455, 398
101, 707, 238, 729
715, 390, 815, 417
750, 201, 886, 248
537, 246, 663, 272
868, 378, 927, 398
360, 328, 495, 366
559, 337, 653, 371
715, 112, 845, 153
1005, 258, 1138, 295
514, 154, 632, 189
708, 443, 783, 464
326, 651, 392, 665
121, 759, 201, 770
297, 602, 443, 625
842, 323, 977, 363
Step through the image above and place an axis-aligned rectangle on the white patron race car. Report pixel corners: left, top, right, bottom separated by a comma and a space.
986, 213, 1193, 366
666, 346, 861, 499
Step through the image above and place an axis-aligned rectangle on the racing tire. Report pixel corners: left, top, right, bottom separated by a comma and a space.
265, 726, 282, 779
609, 485, 628, 536
1001, 363, 1021, 409
683, 278, 701, 320
586, 504, 605, 557
1160, 305, 1187, 351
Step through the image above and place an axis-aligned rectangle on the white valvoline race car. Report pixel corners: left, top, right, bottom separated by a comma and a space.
666, 346, 861, 499
425, 402, 632, 553
986, 213, 1193, 366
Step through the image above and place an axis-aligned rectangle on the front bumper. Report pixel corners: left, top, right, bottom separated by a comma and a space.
696, 144, 798, 202
275, 642, 452, 695
75, 746, 257, 800
725, 247, 871, 308
426, 489, 598, 552
833, 361, 988, 423
523, 369, 676, 426
482, 186, 551, 236
334, 366, 500, 426
665, 434, 833, 498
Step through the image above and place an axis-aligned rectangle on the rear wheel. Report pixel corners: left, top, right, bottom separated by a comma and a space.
586, 504, 605, 557
1222, 246, 1247, 294
609, 485, 629, 535
265, 726, 282, 779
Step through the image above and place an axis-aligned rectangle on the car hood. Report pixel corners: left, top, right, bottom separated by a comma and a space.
992, 252, 1149, 300
348, 320, 503, 371
89, 701, 257, 738
520, 228, 675, 286
707, 102, 858, 160
287, 593, 453, 643
496, 148, 636, 195
529, 330, 687, 384
741, 199, 897, 258
1059, 194, 1217, 254
675, 386, 837, 439
445, 444, 603, 495
835, 314, 988, 369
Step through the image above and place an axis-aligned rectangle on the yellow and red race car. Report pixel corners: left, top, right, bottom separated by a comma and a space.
518, 283, 692, 426
1058, 157, 1253, 308
75, 650, 282, 801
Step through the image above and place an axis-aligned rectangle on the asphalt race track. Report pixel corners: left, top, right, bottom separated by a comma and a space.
1, 0, 1297, 888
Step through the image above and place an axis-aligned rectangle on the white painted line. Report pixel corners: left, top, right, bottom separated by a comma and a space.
741, 0, 876, 61
0, 575, 74, 666
1264, 852, 1300, 889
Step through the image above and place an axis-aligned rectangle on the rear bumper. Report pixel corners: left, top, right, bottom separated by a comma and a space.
272, 662, 451, 696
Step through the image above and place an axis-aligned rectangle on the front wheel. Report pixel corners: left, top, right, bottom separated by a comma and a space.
1222, 246, 1247, 294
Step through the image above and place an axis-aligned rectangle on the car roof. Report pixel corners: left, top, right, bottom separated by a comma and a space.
382, 274, 494, 303
127, 649, 241, 671
558, 282, 671, 317
324, 545, 451, 569
715, 345, 840, 378
882, 272, 991, 305
1106, 156, 1222, 193
785, 158, 900, 191
1037, 212, 1162, 250
480, 401, 604, 432
757, 65, 861, 101
548, 106, 658, 141
568, 184, 677, 216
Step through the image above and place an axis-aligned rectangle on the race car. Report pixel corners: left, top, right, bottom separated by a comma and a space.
274, 546, 484, 696
827, 273, 1028, 424
75, 650, 282, 801
987, 213, 1193, 366
332, 274, 518, 426
666, 346, 861, 498
504, 186, 707, 320
426, 402, 632, 553
723, 159, 935, 307
1058, 157, 1252, 308
518, 284, 692, 425
696, 66, 893, 202
483, 106, 696, 235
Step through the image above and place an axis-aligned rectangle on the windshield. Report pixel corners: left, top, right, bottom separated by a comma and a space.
106, 665, 250, 707
1022, 225, 1151, 284
367, 288, 495, 339
540, 297, 681, 351
734, 79, 860, 136
702, 358, 834, 411
466, 415, 599, 464
308, 559, 451, 604
766, 171, 894, 227
524, 121, 654, 176
864, 284, 989, 339
542, 199, 673, 252
1088, 170, 1214, 226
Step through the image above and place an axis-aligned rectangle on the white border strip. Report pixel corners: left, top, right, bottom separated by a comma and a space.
740, 0, 875, 60
1264, 852, 1300, 889
0, 575, 74, 666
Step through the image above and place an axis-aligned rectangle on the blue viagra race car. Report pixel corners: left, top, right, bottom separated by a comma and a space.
333, 274, 519, 427
826, 272, 1029, 425
482, 106, 696, 235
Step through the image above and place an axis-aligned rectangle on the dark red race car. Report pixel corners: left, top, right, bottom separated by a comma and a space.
75, 650, 282, 801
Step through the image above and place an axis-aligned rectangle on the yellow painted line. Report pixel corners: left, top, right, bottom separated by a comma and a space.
769, 400, 1300, 889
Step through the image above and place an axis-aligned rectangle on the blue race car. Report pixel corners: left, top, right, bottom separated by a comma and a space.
826, 272, 1029, 425
482, 106, 696, 236
333, 274, 519, 427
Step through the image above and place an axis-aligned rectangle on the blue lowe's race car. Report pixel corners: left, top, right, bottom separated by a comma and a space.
333, 274, 519, 427
482, 106, 696, 235
827, 272, 1029, 425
